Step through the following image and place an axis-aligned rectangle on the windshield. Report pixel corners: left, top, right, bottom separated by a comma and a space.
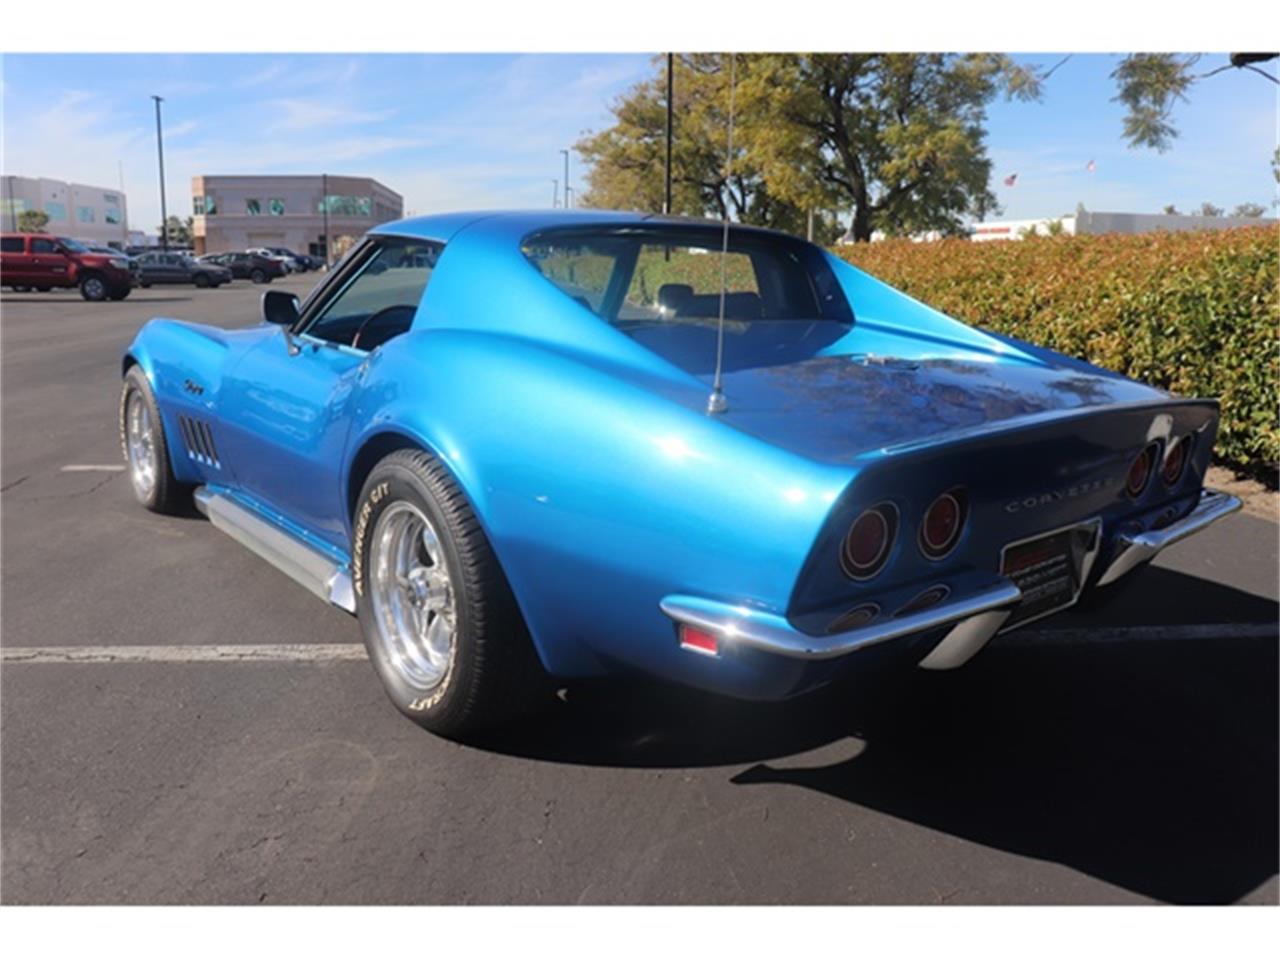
521, 226, 852, 327
57, 237, 89, 253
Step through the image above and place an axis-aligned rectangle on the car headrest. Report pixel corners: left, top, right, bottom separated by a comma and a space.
657, 284, 694, 313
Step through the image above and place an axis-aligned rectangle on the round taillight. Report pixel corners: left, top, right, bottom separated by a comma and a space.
1125, 444, 1158, 498
919, 488, 967, 560
1162, 436, 1190, 486
841, 503, 897, 580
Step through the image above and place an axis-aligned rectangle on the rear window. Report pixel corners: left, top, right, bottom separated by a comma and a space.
1, 237, 24, 253
520, 226, 852, 327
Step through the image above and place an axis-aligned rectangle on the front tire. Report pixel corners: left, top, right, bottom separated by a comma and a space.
354, 449, 544, 737
119, 366, 188, 514
194, 273, 210, 288
80, 274, 107, 301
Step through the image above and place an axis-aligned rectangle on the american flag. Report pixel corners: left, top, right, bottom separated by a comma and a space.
1003, 173, 1018, 187
1086, 159, 1097, 173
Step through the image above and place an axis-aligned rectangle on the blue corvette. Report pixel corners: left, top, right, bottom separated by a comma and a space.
120, 210, 1241, 735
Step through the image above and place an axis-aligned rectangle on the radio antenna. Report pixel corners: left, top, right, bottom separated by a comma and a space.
707, 52, 735, 416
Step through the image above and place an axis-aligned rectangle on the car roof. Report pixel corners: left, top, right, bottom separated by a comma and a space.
371, 209, 793, 245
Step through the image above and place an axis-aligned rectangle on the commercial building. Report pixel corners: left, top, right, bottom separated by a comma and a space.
968, 209, 1275, 242
1, 175, 129, 247
190, 175, 403, 258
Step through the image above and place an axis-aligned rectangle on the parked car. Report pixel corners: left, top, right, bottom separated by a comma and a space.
1, 233, 135, 300
265, 247, 320, 272
198, 251, 286, 283
246, 246, 298, 273
135, 252, 232, 289
119, 211, 1241, 737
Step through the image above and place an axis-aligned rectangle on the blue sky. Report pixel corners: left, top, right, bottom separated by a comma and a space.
2, 53, 1275, 233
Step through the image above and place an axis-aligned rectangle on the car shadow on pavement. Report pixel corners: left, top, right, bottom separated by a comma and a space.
475, 568, 1278, 904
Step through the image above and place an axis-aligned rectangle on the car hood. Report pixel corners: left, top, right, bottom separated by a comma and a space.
708, 351, 1168, 465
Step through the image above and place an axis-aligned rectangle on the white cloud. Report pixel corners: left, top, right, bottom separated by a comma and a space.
264, 98, 395, 134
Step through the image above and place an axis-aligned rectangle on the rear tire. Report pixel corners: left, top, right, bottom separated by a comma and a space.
80, 274, 107, 301
250, 269, 266, 284
119, 366, 189, 514
194, 273, 210, 288
354, 449, 546, 737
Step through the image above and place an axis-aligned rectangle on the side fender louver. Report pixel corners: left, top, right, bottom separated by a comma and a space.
178, 414, 221, 468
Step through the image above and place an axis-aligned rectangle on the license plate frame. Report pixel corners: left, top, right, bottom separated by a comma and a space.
999, 518, 1102, 632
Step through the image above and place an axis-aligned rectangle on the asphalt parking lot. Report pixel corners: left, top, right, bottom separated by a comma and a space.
1, 277, 1276, 905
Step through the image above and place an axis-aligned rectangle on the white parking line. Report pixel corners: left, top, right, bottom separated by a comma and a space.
60, 464, 125, 473
1, 623, 1273, 665
1, 644, 367, 664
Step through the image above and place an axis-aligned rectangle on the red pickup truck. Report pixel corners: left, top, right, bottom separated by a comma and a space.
1, 233, 136, 301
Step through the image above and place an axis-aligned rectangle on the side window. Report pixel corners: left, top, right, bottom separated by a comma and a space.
1, 237, 24, 253
301, 237, 440, 351
31, 238, 58, 254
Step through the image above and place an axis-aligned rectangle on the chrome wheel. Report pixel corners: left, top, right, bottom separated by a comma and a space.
369, 501, 456, 691
82, 276, 106, 300
125, 389, 157, 501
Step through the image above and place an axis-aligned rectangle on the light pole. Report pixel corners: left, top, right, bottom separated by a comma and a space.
560, 149, 570, 209
551, 179, 559, 208
151, 95, 168, 251
321, 172, 330, 267
664, 52, 674, 214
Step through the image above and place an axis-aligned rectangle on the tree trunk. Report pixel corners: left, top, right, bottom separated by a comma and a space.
852, 190, 872, 242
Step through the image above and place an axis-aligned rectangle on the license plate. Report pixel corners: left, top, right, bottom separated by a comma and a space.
1000, 520, 1100, 630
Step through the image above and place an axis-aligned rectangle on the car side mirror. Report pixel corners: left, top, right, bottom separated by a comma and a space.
262, 289, 300, 327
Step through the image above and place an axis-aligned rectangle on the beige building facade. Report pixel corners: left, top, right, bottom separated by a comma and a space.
190, 174, 403, 257
2, 175, 129, 246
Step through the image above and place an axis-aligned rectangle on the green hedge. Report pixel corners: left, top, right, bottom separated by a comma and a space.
832, 227, 1280, 476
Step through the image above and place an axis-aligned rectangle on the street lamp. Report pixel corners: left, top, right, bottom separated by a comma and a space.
151, 95, 168, 251
560, 149, 570, 210
321, 172, 330, 267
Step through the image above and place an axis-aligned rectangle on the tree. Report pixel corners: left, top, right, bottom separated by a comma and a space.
158, 215, 194, 246
1107, 53, 1278, 151
744, 54, 1043, 241
1196, 201, 1225, 217
580, 54, 1040, 242
1162, 204, 1180, 215
577, 54, 813, 235
1231, 201, 1267, 217
17, 209, 49, 232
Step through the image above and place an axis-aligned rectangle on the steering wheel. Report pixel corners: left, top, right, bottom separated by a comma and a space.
350, 304, 418, 351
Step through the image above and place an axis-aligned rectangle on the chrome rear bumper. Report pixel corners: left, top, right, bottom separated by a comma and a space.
1096, 489, 1242, 587
660, 579, 1022, 663
660, 489, 1242, 672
